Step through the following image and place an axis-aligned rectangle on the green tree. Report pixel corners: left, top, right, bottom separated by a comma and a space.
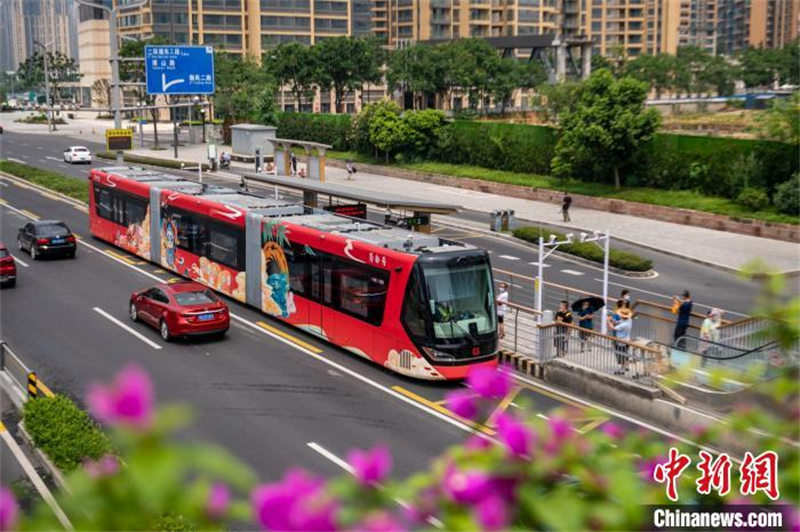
489, 59, 546, 113
700, 55, 737, 96
264, 42, 319, 110
367, 100, 406, 161
118, 37, 169, 147
315, 37, 383, 113
213, 52, 275, 131
552, 69, 661, 188
624, 53, 675, 98
755, 92, 800, 144
91, 78, 111, 109
449, 38, 501, 110
736, 47, 778, 89
16, 51, 82, 103
674, 46, 713, 96
532, 81, 582, 125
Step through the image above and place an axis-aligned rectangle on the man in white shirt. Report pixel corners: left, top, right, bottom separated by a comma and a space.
496, 282, 509, 339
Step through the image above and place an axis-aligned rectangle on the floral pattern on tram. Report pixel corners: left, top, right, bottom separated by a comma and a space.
261, 219, 296, 318
385, 349, 444, 380
160, 217, 178, 270
114, 206, 151, 260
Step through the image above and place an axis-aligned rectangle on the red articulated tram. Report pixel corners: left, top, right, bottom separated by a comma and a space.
88, 166, 498, 380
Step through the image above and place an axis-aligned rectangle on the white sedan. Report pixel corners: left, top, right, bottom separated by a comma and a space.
63, 146, 92, 164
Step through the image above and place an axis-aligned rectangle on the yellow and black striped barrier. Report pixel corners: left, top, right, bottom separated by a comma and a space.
27, 372, 38, 399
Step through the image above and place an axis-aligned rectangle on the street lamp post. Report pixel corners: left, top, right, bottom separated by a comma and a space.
535, 232, 575, 318
33, 40, 54, 132
199, 107, 206, 143
578, 231, 612, 334
136, 102, 144, 147
75, 0, 149, 164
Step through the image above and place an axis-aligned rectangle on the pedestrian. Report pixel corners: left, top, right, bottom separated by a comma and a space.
621, 289, 632, 310
561, 192, 572, 222
346, 161, 356, 180
555, 300, 573, 357
577, 300, 594, 353
612, 307, 633, 375
291, 152, 298, 175
700, 307, 723, 359
607, 299, 624, 337
672, 290, 693, 348
496, 282, 509, 339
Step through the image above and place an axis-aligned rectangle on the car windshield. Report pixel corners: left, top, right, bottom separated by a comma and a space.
0, 249, 8, 258
174, 290, 218, 306
420, 255, 495, 340
38, 224, 70, 237
74, 148, 89, 152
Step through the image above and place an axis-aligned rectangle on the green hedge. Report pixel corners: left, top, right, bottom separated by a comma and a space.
275, 112, 352, 151
24, 395, 113, 473
513, 226, 653, 272
0, 160, 89, 203
96, 152, 210, 171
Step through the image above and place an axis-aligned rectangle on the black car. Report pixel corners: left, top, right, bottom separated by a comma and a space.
17, 220, 77, 260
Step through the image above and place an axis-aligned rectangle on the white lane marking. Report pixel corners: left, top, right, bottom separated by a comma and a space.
7, 158, 25, 164
307, 442, 444, 529
0, 425, 74, 530
35, 146, 43, 150
92, 307, 163, 350
9, 253, 29, 267
0, 181, 6, 187
307, 442, 355, 474
45, 156, 61, 162
528, 262, 551, 268
594, 279, 748, 318
499, 254, 520, 261
561, 269, 584, 276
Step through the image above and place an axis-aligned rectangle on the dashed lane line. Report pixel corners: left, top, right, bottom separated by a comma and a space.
499, 254, 520, 261
92, 307, 163, 350
45, 156, 61, 162
9, 253, 29, 267
560, 269, 584, 276
6, 158, 25, 164
528, 262, 551, 268
0, 422, 73, 530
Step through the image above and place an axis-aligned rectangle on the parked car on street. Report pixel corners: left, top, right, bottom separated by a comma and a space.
129, 282, 230, 341
17, 220, 77, 259
63, 146, 92, 164
0, 243, 17, 287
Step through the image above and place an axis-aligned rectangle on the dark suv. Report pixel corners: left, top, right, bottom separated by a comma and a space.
17, 220, 77, 259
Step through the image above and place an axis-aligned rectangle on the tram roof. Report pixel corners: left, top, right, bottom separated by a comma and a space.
237, 172, 461, 215
96, 167, 476, 255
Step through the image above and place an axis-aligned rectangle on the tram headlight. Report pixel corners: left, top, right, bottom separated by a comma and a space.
422, 347, 456, 362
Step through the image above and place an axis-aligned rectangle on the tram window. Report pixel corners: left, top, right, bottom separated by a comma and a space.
124, 197, 147, 226
401, 268, 427, 338
286, 243, 312, 296
334, 258, 388, 326
94, 185, 114, 221
207, 224, 240, 269
174, 213, 205, 254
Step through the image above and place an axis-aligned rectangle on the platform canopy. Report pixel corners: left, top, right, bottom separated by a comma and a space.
236, 172, 462, 215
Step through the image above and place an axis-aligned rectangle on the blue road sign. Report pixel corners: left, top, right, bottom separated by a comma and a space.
145, 45, 215, 95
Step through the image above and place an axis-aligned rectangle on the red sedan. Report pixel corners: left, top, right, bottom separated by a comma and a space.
0, 242, 16, 288
129, 282, 229, 341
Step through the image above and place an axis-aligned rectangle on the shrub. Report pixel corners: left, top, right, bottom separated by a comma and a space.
513, 226, 653, 272
774, 174, 800, 215
275, 112, 352, 151
23, 395, 112, 473
95, 152, 210, 171
0, 160, 88, 202
736, 187, 770, 211
400, 109, 446, 159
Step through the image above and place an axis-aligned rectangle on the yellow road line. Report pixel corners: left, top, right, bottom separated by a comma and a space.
0, 198, 7, 205
21, 209, 39, 220
392, 386, 496, 436
153, 268, 165, 273
37, 380, 55, 398
256, 321, 323, 354
517, 381, 584, 410
579, 417, 608, 434
485, 386, 522, 428
167, 277, 183, 284
104, 249, 136, 265
73, 205, 89, 213
39, 191, 63, 202
0, 421, 5, 433
434, 390, 481, 405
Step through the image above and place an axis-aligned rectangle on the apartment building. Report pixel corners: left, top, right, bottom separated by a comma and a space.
1, 0, 78, 71
718, 0, 799, 53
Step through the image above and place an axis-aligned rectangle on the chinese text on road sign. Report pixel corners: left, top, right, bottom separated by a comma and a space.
145, 46, 215, 95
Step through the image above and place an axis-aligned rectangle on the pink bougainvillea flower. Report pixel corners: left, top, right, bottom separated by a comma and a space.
467, 366, 512, 399
600, 422, 624, 440
252, 469, 337, 531
83, 454, 119, 478
0, 487, 18, 532
443, 466, 492, 504
475, 495, 508, 532
548, 416, 573, 440
348, 445, 392, 487
464, 434, 493, 451
496, 413, 533, 458
639, 458, 662, 483
87, 364, 153, 429
358, 511, 406, 532
446, 390, 478, 420
206, 483, 231, 520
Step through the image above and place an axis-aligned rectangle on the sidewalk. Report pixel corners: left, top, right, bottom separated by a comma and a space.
123, 142, 800, 274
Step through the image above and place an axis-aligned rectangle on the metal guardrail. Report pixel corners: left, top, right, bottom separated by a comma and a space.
0, 341, 33, 395
499, 301, 542, 358
537, 322, 663, 384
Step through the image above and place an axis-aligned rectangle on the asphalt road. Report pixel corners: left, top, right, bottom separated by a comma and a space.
0, 129, 770, 318
2, 156, 738, 486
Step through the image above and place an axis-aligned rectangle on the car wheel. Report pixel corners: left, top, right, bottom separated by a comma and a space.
30, 246, 37, 260
129, 302, 139, 322
17, 237, 23, 251
68, 250, 76, 259
160, 320, 171, 341
6, 280, 15, 288
216, 329, 229, 339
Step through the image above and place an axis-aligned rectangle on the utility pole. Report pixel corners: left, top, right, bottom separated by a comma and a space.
75, 0, 149, 164
33, 41, 54, 132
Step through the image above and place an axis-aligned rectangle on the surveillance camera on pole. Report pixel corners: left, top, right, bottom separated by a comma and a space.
535, 231, 583, 317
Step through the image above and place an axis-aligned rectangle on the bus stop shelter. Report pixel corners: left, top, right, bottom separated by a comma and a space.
236, 172, 460, 233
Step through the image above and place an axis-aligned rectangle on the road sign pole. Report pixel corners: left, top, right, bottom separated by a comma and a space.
109, 8, 123, 164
